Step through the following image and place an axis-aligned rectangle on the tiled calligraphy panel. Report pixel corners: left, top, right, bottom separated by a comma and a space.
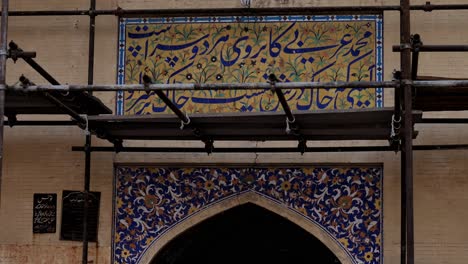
113, 166, 383, 264
117, 15, 383, 115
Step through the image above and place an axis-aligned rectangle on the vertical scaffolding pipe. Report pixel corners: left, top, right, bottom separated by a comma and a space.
82, 134, 91, 264
400, 147, 407, 264
400, 0, 414, 264
87, 0, 96, 94
82, 0, 96, 263
411, 34, 421, 80
0, 0, 8, 206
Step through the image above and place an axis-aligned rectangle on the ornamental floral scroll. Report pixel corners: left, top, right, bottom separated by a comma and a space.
113, 166, 383, 264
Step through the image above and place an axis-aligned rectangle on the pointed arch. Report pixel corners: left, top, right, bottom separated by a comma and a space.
139, 192, 354, 264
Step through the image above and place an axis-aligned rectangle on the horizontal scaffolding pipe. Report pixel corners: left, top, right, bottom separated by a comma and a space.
413, 80, 468, 88
3, 120, 76, 126
5, 4, 468, 17
7, 81, 396, 92
393, 45, 468, 52
8, 10, 90, 16
9, 79, 468, 92
71, 144, 468, 153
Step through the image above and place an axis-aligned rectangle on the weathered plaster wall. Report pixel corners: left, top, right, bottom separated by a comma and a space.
0, 0, 468, 263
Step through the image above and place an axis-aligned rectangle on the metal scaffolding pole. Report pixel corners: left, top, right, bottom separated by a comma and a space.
142, 75, 190, 124
71, 144, 468, 153
9, 41, 60, 85
18, 75, 87, 127
0, 0, 8, 206
267, 74, 306, 153
142, 75, 215, 153
2, 2, 468, 263
82, 0, 96, 263
400, 0, 414, 263
4, 3, 468, 17
9, 79, 468, 92
8, 80, 396, 92
393, 44, 468, 52
82, 134, 91, 264
411, 34, 422, 80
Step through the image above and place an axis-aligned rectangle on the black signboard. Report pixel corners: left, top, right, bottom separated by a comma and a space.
33, 193, 57, 233
60, 190, 100, 242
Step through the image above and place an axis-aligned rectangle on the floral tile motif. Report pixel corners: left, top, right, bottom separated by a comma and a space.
116, 15, 383, 115
113, 166, 383, 264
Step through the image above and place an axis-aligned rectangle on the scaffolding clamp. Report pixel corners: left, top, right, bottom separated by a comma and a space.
6, 41, 36, 63
203, 138, 214, 155
298, 137, 307, 155
143, 76, 151, 95
113, 139, 123, 153
399, 43, 412, 50
423, 1, 434, 12
411, 34, 423, 51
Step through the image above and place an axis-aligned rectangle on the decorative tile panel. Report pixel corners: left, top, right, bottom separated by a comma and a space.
113, 166, 383, 264
116, 15, 383, 115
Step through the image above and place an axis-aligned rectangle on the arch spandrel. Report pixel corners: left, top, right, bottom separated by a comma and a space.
113, 166, 382, 264
139, 192, 353, 264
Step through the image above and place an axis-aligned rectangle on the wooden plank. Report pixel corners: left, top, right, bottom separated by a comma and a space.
106, 127, 390, 137
88, 107, 396, 122
105, 134, 391, 141
90, 108, 422, 142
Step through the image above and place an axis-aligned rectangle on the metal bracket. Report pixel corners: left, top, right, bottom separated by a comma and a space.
423, 1, 434, 12
203, 138, 214, 155
411, 34, 423, 50
298, 138, 307, 155
268, 73, 280, 84
6, 115, 17, 128
143, 75, 151, 94
113, 139, 123, 153
400, 79, 413, 86
392, 70, 402, 81
7, 41, 37, 63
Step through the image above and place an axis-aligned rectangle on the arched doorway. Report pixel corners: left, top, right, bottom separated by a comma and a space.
151, 203, 341, 264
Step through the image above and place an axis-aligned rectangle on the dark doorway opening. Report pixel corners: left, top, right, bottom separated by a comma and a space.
152, 203, 341, 264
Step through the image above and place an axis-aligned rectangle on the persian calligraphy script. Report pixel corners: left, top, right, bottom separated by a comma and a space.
33, 193, 56, 233
120, 17, 382, 115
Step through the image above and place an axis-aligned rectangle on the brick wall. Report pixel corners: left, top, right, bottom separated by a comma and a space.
0, 0, 468, 263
